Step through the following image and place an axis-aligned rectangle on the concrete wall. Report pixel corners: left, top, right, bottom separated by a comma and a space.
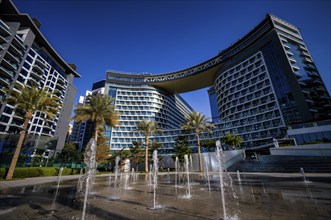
270, 144, 331, 156
159, 150, 244, 171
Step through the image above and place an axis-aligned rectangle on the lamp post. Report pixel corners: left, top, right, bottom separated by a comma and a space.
43, 149, 54, 167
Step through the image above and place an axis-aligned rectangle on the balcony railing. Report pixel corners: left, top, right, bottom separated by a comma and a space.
9, 44, 23, 57
0, 66, 14, 78
0, 76, 11, 86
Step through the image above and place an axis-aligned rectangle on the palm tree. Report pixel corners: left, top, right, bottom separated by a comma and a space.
5, 84, 60, 180
223, 133, 242, 150
181, 112, 215, 172
73, 93, 119, 143
135, 120, 161, 172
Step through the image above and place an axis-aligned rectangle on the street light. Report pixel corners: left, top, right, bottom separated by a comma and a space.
43, 149, 54, 167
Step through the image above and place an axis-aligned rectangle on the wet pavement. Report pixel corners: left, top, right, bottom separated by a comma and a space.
0, 172, 330, 219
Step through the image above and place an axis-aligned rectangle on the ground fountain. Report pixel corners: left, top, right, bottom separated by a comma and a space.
1, 143, 330, 220
216, 140, 227, 220
151, 150, 161, 209
237, 170, 241, 182
183, 154, 191, 199
300, 167, 310, 183
81, 138, 96, 220
109, 156, 120, 200
56, 167, 64, 188
204, 156, 211, 191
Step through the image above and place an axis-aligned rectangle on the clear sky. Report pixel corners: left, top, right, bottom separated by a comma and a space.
13, 0, 331, 118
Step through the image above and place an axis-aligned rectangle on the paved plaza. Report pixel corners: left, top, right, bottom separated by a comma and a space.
0, 172, 330, 219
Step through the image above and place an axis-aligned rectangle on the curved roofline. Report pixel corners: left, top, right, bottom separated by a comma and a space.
106, 14, 277, 94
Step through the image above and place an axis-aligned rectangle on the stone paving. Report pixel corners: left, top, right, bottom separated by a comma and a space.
0, 172, 330, 219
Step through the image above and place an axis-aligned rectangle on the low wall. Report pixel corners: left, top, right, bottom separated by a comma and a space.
159, 150, 244, 171
270, 144, 331, 156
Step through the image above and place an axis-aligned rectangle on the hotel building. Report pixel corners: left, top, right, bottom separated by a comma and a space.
0, 0, 80, 155
101, 14, 331, 152
71, 14, 331, 153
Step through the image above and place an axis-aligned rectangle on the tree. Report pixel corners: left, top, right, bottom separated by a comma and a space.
172, 136, 192, 166
200, 139, 216, 152
73, 93, 119, 143
181, 112, 215, 172
73, 93, 119, 167
5, 84, 60, 180
58, 143, 82, 163
223, 133, 243, 150
130, 141, 145, 165
135, 120, 161, 172
95, 128, 111, 165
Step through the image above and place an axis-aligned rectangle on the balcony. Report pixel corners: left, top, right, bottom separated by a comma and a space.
9, 44, 23, 57
9, 122, 23, 129
0, 20, 11, 36
34, 58, 47, 68
307, 71, 319, 78
0, 35, 8, 43
12, 36, 25, 50
15, 80, 25, 87
313, 79, 323, 85
283, 44, 291, 50
30, 71, 43, 80
0, 66, 14, 78
321, 95, 330, 100
299, 45, 308, 51
305, 65, 316, 72
298, 81, 307, 86
28, 77, 39, 87
55, 82, 66, 90
0, 76, 11, 86
301, 51, 310, 57
291, 65, 300, 71
5, 51, 20, 63
303, 57, 313, 64
285, 50, 293, 56
12, 114, 23, 120
57, 76, 66, 85
2, 58, 18, 71
32, 64, 44, 75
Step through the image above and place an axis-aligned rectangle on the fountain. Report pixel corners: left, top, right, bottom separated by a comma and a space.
183, 154, 191, 199
81, 138, 96, 220
216, 140, 227, 220
204, 156, 211, 191
123, 159, 131, 189
237, 170, 241, 182
151, 150, 161, 209
56, 167, 64, 188
108, 156, 120, 200
175, 156, 179, 194
300, 167, 310, 183
1, 159, 330, 220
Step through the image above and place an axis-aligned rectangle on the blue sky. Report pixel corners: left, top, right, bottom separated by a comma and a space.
13, 0, 331, 118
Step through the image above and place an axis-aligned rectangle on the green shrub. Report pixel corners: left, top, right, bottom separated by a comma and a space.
38, 167, 57, 176
13, 167, 42, 178
0, 168, 6, 179
61, 168, 81, 175
0, 167, 82, 180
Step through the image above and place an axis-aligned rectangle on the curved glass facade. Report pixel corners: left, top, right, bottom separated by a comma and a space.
76, 14, 331, 152
105, 80, 193, 151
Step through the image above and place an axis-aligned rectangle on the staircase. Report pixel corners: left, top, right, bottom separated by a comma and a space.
227, 155, 331, 173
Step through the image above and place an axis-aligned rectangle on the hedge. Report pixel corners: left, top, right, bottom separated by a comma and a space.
0, 167, 82, 179
0, 168, 6, 179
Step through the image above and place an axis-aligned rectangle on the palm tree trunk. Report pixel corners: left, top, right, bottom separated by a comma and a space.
196, 133, 202, 172
145, 137, 149, 173
6, 112, 32, 180
94, 122, 99, 143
